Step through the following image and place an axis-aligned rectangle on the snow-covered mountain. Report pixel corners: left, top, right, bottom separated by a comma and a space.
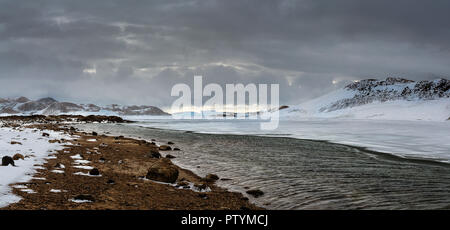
281, 77, 450, 121
0, 97, 169, 116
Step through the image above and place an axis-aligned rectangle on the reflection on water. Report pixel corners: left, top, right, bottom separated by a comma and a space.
76, 123, 450, 210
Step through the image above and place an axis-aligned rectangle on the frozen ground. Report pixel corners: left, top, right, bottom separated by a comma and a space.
0, 125, 73, 207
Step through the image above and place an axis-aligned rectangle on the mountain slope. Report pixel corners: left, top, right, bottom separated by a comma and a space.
0, 97, 169, 116
281, 77, 450, 121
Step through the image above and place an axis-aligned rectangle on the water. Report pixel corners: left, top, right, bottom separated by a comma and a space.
75, 122, 450, 210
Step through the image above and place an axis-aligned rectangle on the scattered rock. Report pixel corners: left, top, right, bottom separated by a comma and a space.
246, 189, 264, 198
106, 179, 115, 184
159, 145, 172, 151
10, 141, 22, 145
54, 163, 65, 169
89, 168, 100, 176
42, 133, 50, 137
194, 183, 207, 190
147, 150, 161, 158
173, 148, 181, 151
1, 156, 15, 166
176, 181, 189, 187
165, 154, 176, 159
204, 173, 220, 182
167, 141, 174, 145
145, 158, 179, 183
12, 153, 25, 161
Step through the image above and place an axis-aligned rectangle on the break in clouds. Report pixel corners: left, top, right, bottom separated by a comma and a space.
1, 0, 450, 109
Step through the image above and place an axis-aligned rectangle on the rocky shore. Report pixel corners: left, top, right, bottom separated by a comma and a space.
0, 115, 260, 210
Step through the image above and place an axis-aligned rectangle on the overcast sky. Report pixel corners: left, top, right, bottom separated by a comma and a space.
1, 0, 449, 108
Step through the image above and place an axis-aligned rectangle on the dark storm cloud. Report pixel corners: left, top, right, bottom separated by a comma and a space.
1, 0, 450, 109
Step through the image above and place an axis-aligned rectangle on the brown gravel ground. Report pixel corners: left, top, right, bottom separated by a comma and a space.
1, 123, 262, 210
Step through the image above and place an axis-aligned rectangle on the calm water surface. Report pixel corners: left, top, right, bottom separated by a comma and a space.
75, 123, 450, 210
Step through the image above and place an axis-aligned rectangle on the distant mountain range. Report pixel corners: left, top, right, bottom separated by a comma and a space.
0, 97, 169, 116
281, 77, 450, 121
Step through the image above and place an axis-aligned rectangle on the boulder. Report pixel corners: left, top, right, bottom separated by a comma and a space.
159, 145, 172, 151
204, 173, 219, 182
165, 154, 176, 159
246, 189, 264, 198
147, 150, 161, 158
92, 132, 98, 136
12, 153, 25, 161
89, 168, 100, 176
1, 156, 15, 166
145, 158, 179, 183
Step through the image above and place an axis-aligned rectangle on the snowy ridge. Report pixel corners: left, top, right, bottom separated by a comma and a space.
281, 77, 450, 121
0, 97, 169, 116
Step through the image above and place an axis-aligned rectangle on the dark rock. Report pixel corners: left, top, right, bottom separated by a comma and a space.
1, 156, 15, 166
204, 173, 220, 182
89, 168, 100, 176
194, 183, 207, 190
148, 150, 161, 158
106, 179, 115, 184
145, 158, 179, 183
165, 154, 176, 159
176, 181, 189, 187
246, 189, 264, 198
173, 148, 181, 151
92, 132, 98, 136
159, 145, 172, 151
167, 141, 174, 145
42, 133, 50, 137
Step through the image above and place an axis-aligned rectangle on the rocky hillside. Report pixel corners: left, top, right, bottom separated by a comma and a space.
0, 97, 169, 116
321, 77, 450, 112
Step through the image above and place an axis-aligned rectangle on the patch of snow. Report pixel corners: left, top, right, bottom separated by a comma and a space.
72, 165, 94, 170
20, 189, 36, 194
70, 154, 82, 160
73, 172, 101, 177
0, 127, 72, 207
69, 198, 92, 203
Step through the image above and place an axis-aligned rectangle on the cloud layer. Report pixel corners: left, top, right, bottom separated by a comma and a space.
1, 0, 449, 108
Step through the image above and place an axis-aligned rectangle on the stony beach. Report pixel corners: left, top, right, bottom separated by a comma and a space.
0, 115, 261, 210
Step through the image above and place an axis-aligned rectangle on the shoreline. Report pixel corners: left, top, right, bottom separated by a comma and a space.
0, 115, 261, 210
